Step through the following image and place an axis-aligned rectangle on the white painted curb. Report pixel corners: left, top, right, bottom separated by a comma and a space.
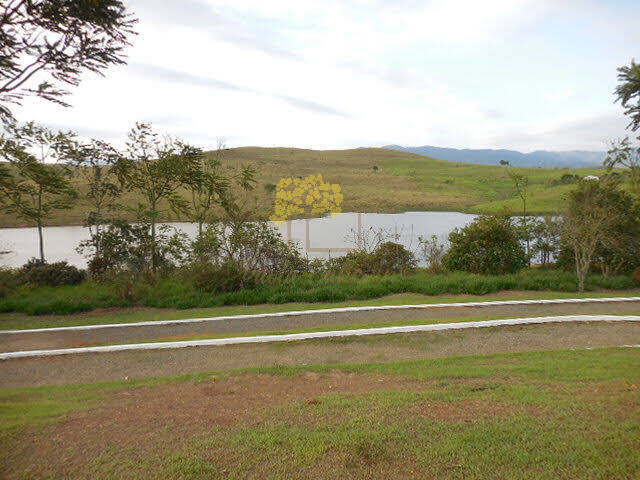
2, 315, 639, 360
2, 296, 640, 335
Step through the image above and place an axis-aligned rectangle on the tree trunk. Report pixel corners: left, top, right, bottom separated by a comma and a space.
37, 219, 44, 262
37, 185, 44, 262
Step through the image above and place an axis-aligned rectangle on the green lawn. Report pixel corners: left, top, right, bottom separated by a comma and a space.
2, 288, 640, 331
1, 347, 638, 479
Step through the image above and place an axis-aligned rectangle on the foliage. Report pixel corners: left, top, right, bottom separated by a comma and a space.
560, 179, 638, 290
632, 267, 640, 285
190, 220, 310, 276
77, 220, 188, 279
332, 242, 416, 276
188, 142, 256, 235
113, 123, 202, 271
19, 258, 85, 287
528, 216, 561, 266
0, 268, 636, 316
191, 260, 263, 293
0, 0, 137, 121
0, 268, 19, 297
604, 136, 640, 195
614, 59, 640, 132
0, 121, 77, 261
62, 138, 122, 234
417, 234, 447, 273
443, 214, 527, 275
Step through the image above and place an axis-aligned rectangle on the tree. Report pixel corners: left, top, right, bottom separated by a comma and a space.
561, 179, 622, 291
63, 138, 122, 247
508, 170, 531, 263
614, 59, 640, 132
0, 0, 137, 121
604, 136, 640, 196
114, 123, 201, 272
442, 214, 527, 275
0, 121, 77, 261
188, 139, 256, 236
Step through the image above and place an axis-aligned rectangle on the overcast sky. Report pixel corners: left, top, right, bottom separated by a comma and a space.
15, 0, 640, 152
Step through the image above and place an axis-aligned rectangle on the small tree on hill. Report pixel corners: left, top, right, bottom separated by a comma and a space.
442, 214, 527, 275
0, 121, 77, 261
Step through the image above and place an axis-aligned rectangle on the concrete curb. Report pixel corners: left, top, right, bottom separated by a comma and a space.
2, 314, 639, 360
2, 296, 640, 335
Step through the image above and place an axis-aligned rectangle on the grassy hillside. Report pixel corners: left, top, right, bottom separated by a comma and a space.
0, 147, 604, 227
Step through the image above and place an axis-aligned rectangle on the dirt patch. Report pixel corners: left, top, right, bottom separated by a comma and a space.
0, 371, 428, 479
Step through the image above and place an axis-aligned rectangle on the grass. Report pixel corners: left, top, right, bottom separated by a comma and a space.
1, 347, 639, 479
0, 268, 637, 321
0, 147, 606, 228
3, 288, 640, 331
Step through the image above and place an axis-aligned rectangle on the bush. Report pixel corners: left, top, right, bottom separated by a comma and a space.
192, 260, 264, 293
333, 242, 416, 276
633, 267, 640, 285
19, 259, 86, 286
443, 215, 527, 275
0, 268, 19, 297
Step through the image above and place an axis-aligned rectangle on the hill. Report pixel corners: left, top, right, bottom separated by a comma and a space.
384, 144, 606, 168
0, 147, 604, 227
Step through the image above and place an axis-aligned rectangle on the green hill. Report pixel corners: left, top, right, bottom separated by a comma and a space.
0, 147, 604, 228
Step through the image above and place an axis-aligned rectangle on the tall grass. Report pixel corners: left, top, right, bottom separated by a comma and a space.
0, 269, 635, 316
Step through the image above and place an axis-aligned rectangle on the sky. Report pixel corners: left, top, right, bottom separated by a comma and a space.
14, 0, 640, 152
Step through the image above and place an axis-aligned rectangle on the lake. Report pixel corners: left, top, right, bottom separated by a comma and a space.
0, 211, 477, 268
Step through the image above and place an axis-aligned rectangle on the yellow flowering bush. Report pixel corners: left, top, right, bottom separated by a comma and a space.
270, 174, 343, 222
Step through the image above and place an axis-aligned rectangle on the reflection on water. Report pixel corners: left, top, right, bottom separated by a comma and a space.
0, 211, 476, 268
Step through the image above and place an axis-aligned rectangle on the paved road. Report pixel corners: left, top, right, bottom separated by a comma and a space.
2, 297, 639, 352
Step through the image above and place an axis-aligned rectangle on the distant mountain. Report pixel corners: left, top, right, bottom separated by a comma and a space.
383, 145, 606, 168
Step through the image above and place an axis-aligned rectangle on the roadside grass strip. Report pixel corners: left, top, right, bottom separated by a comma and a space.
2, 314, 639, 359
2, 295, 639, 335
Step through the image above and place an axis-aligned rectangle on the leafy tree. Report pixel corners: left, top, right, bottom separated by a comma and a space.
529, 216, 561, 266
188, 139, 256, 236
63, 138, 122, 247
560, 179, 630, 291
114, 123, 202, 271
614, 59, 640, 132
0, 121, 77, 261
442, 214, 527, 275
604, 136, 640, 195
508, 170, 531, 263
0, 0, 137, 121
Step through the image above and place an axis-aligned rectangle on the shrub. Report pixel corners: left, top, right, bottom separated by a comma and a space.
633, 267, 640, 285
333, 242, 416, 276
192, 260, 264, 293
417, 235, 447, 273
443, 215, 527, 275
19, 259, 86, 286
0, 268, 19, 297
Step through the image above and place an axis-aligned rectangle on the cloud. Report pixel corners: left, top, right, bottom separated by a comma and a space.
128, 63, 351, 119
129, 0, 299, 60
128, 63, 254, 92
272, 94, 352, 118
489, 113, 630, 151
